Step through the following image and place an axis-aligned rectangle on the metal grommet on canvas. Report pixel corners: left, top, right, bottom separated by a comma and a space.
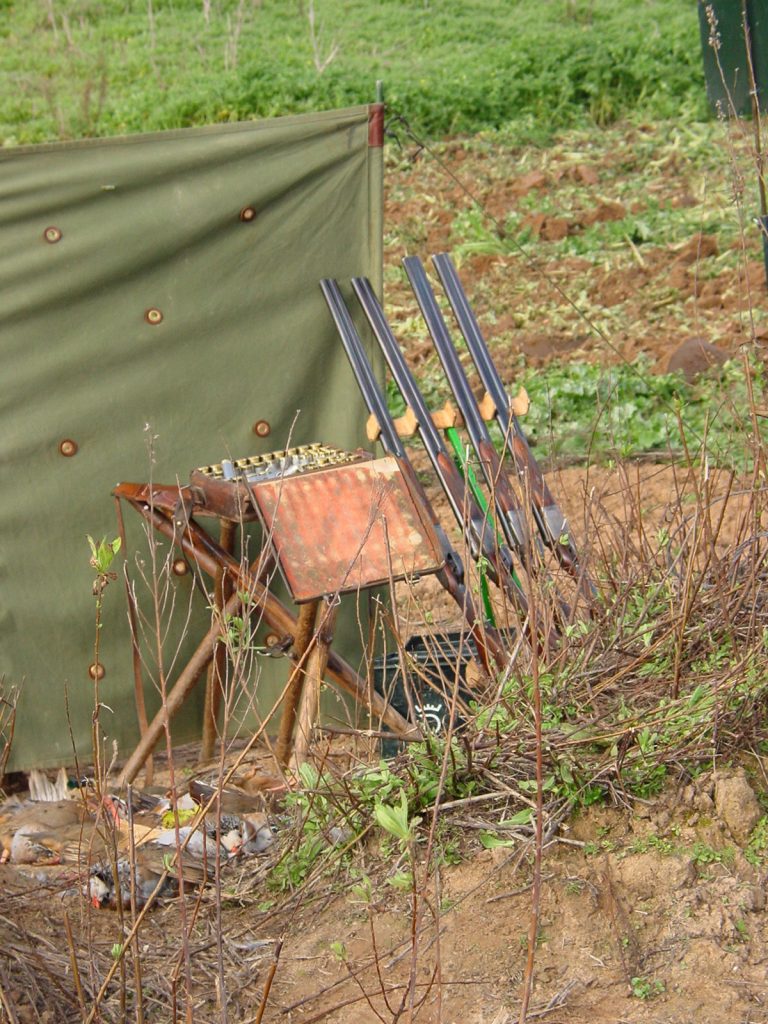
264, 633, 280, 648
172, 559, 189, 577
253, 420, 271, 438
144, 308, 163, 325
239, 206, 257, 222
59, 439, 78, 457
44, 226, 62, 243
88, 662, 106, 680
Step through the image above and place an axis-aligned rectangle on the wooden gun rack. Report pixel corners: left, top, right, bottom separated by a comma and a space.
113, 447, 445, 784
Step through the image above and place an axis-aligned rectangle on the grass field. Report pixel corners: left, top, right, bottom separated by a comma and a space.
1, 0, 706, 146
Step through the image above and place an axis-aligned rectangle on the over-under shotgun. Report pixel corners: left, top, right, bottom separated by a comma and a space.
348, 276, 557, 652
431, 252, 594, 604
320, 278, 509, 673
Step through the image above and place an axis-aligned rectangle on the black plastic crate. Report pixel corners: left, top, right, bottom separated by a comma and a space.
374, 631, 478, 757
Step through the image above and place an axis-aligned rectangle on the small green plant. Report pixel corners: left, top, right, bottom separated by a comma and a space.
479, 831, 515, 850
627, 834, 677, 857
374, 787, 420, 846
349, 873, 373, 905
690, 842, 735, 867
734, 918, 749, 942
630, 976, 665, 1000
386, 869, 414, 891
437, 837, 462, 866
269, 763, 360, 892
746, 817, 768, 867
88, 535, 122, 579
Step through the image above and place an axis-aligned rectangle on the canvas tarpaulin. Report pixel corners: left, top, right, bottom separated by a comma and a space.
0, 104, 384, 772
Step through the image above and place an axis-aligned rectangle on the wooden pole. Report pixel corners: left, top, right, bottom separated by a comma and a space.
274, 599, 320, 767
200, 519, 237, 763
291, 601, 339, 770
118, 588, 243, 787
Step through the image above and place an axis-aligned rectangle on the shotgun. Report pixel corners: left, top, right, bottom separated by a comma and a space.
431, 252, 595, 603
348, 276, 556, 653
319, 278, 509, 674
403, 256, 533, 567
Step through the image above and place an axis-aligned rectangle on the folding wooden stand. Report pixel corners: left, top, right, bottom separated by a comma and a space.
114, 449, 445, 781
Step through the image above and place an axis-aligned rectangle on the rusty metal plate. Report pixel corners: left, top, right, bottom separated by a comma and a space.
249, 456, 444, 602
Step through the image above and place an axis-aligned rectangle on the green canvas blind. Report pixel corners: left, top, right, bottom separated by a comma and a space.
0, 104, 384, 772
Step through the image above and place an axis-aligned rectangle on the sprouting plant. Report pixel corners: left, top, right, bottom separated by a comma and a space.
329, 940, 347, 961
222, 611, 247, 651
349, 872, 373, 904
690, 842, 735, 867
88, 534, 122, 580
630, 976, 665, 999
746, 816, 768, 866
374, 788, 420, 847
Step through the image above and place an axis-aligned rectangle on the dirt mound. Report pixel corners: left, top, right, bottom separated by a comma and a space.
257, 773, 768, 1023
3, 770, 766, 1023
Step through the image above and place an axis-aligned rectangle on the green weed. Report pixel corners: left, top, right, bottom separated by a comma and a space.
519, 355, 766, 470
746, 816, 768, 866
734, 917, 749, 942
690, 842, 735, 867
630, 976, 665, 1000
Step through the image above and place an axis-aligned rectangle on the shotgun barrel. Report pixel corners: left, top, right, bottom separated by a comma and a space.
319, 278, 509, 673
431, 252, 594, 602
348, 275, 547, 647
403, 256, 533, 562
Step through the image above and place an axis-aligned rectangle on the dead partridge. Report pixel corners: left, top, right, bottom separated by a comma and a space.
10, 819, 117, 866
0, 800, 89, 863
88, 845, 211, 910
188, 779, 275, 855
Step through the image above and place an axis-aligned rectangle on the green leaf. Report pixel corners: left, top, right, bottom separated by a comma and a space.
374, 789, 412, 843
498, 808, 534, 827
479, 832, 515, 849
386, 870, 414, 890
519, 775, 555, 793
87, 534, 121, 574
298, 762, 319, 789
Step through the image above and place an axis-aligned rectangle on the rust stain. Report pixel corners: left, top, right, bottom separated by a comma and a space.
249, 456, 443, 602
